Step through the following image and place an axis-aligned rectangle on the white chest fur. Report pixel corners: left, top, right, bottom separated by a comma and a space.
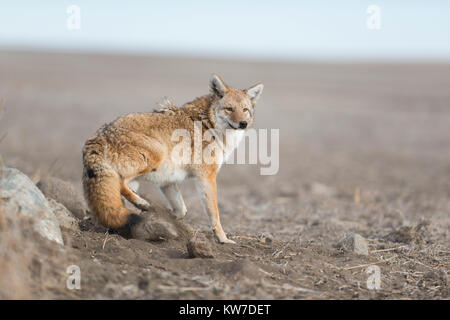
221, 129, 245, 168
139, 160, 188, 186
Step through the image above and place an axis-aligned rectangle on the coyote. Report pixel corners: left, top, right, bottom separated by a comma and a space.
82, 74, 263, 243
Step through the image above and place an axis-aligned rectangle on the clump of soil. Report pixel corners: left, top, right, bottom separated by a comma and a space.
187, 233, 214, 258
384, 219, 431, 244
130, 205, 194, 243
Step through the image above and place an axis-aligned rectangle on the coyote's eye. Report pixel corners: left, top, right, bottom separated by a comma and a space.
243, 108, 250, 113
224, 107, 233, 113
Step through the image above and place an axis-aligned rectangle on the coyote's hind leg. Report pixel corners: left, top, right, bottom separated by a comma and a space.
121, 181, 151, 211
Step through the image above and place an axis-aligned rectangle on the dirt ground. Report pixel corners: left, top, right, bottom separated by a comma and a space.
0, 50, 448, 299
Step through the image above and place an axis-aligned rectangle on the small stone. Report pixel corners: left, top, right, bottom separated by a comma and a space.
187, 233, 214, 258
335, 233, 369, 256
37, 177, 87, 219
257, 232, 273, 244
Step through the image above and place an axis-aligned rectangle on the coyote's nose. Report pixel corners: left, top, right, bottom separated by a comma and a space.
239, 121, 248, 129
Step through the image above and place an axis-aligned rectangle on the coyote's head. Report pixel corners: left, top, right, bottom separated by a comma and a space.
209, 74, 263, 131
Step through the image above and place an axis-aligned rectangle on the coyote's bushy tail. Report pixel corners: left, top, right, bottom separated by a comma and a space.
82, 139, 136, 229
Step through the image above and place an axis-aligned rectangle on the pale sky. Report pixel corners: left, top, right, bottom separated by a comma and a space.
1, 0, 449, 61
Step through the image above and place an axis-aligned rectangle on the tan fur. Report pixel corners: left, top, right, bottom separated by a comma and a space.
82, 74, 263, 243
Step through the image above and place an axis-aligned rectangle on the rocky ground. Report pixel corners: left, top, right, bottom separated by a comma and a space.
0, 51, 448, 299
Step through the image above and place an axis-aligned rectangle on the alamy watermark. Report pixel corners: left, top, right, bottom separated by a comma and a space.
366, 265, 381, 290
66, 5, 81, 30
66, 265, 81, 290
170, 122, 279, 175
366, 5, 381, 30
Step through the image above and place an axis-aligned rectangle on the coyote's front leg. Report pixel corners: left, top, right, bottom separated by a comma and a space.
195, 175, 235, 244
160, 183, 187, 219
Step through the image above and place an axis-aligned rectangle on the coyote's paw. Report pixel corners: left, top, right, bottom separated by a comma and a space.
215, 231, 236, 244
173, 209, 187, 220
220, 238, 236, 244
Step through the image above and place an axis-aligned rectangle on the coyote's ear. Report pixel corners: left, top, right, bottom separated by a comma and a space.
246, 82, 264, 104
210, 74, 228, 98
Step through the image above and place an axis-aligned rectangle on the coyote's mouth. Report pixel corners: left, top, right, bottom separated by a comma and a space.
225, 119, 240, 130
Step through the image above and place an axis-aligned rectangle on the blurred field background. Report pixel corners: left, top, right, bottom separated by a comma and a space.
0, 1, 449, 299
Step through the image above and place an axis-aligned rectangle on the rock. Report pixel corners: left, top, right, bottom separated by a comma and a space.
47, 198, 79, 231
335, 233, 369, 255
257, 232, 273, 244
187, 233, 214, 258
37, 177, 87, 219
0, 167, 64, 245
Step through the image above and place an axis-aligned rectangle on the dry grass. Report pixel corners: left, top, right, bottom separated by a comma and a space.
0, 204, 33, 298
0, 205, 74, 299
0, 161, 31, 298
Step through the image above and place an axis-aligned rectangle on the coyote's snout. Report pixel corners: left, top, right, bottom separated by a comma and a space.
82, 74, 263, 243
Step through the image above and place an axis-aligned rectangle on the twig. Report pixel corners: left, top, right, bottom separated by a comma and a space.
261, 280, 321, 295
157, 285, 212, 292
391, 271, 424, 276
233, 235, 259, 241
0, 132, 7, 144
272, 237, 295, 258
102, 230, 109, 250
31, 168, 41, 184
407, 258, 438, 270
371, 245, 409, 253
354, 187, 361, 205
43, 158, 59, 179
232, 251, 249, 258
343, 256, 397, 271
258, 268, 273, 277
